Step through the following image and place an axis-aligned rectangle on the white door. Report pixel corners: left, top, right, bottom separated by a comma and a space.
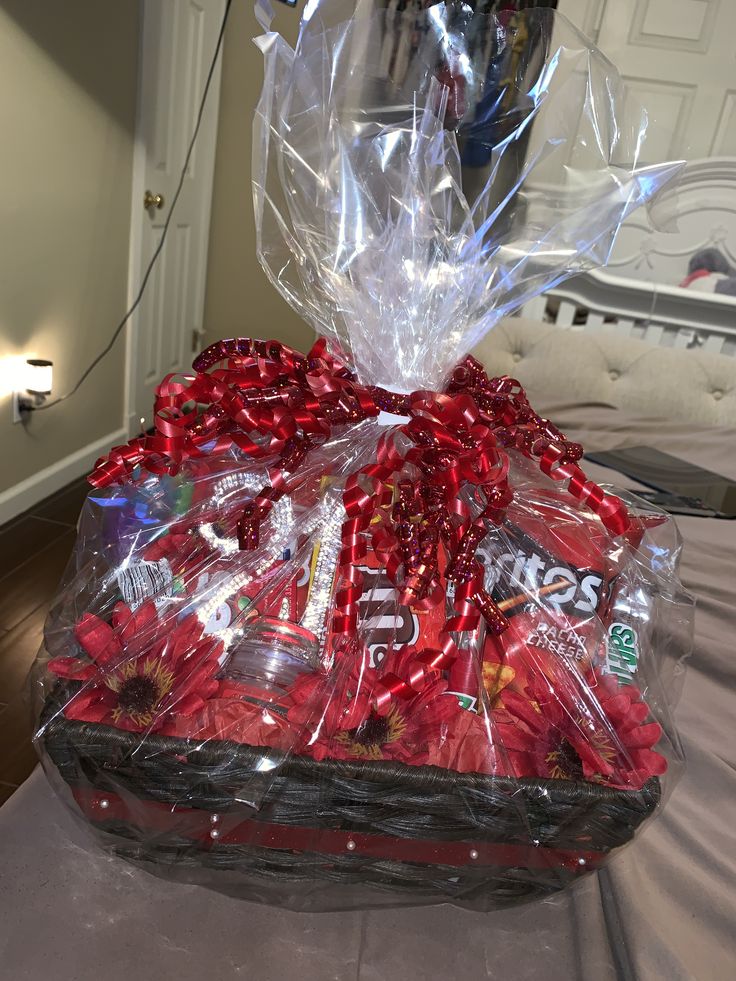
127, 0, 226, 433
558, 0, 736, 161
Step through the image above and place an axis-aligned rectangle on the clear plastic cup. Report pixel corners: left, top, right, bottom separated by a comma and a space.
226, 617, 320, 696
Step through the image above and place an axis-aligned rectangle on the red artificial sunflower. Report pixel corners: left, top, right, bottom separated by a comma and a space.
591, 672, 668, 787
49, 601, 223, 732
143, 529, 198, 564
163, 680, 301, 751
287, 647, 461, 764
427, 707, 515, 777
493, 669, 666, 790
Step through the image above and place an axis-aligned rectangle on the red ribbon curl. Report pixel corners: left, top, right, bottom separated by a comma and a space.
90, 338, 630, 712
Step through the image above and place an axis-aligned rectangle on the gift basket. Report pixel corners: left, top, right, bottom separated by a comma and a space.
34, 0, 692, 911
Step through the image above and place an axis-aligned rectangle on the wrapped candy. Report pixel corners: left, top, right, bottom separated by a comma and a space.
33, 0, 692, 911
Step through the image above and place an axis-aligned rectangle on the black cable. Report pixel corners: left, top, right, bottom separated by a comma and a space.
34, 0, 233, 411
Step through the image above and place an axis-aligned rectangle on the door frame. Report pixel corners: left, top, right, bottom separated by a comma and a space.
123, 0, 226, 439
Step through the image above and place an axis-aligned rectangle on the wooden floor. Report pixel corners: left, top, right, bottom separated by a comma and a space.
0, 477, 89, 805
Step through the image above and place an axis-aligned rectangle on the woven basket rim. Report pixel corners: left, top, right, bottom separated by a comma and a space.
39, 687, 661, 808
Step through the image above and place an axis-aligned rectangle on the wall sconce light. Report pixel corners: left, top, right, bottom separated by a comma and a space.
13, 358, 54, 422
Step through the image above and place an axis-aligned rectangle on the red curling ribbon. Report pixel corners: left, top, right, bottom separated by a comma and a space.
90, 336, 632, 711
471, 587, 509, 636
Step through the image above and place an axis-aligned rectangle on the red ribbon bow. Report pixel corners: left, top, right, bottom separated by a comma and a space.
91, 337, 630, 711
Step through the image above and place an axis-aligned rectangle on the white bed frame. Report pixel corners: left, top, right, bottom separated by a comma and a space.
521, 157, 736, 357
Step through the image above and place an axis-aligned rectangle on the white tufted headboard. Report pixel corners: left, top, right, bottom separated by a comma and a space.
521, 158, 736, 358
607, 157, 736, 284
475, 317, 736, 427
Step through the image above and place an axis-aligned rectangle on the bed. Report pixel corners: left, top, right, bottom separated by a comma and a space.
521, 157, 736, 358
476, 316, 736, 426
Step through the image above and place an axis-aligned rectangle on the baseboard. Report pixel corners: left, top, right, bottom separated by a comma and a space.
0, 428, 126, 526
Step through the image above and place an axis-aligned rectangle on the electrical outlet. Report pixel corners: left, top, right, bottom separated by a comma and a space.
12, 391, 34, 424
12, 391, 24, 424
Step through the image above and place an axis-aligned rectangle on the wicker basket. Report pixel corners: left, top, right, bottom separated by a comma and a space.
38, 683, 659, 909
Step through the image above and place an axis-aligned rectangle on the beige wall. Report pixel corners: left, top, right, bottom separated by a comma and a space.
202, 2, 314, 352
0, 1, 138, 494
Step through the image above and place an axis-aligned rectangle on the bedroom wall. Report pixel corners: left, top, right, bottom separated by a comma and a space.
0, 1, 139, 511
202, 2, 313, 352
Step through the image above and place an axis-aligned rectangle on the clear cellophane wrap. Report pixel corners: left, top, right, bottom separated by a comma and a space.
34, 0, 691, 911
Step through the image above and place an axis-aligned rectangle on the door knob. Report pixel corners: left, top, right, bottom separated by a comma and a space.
144, 190, 165, 210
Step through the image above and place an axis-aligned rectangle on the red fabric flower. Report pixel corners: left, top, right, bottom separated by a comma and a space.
288, 647, 461, 764
162, 681, 301, 751
591, 672, 667, 787
49, 601, 223, 732
427, 707, 514, 776
493, 669, 666, 789
143, 529, 199, 564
